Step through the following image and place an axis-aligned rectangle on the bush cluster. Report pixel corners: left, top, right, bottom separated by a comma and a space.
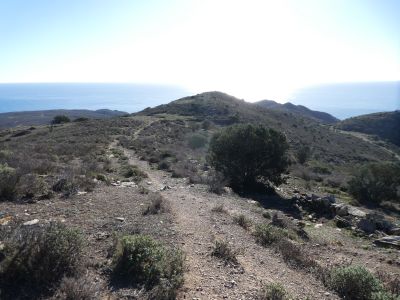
112, 235, 184, 299
348, 162, 400, 204
0, 222, 83, 299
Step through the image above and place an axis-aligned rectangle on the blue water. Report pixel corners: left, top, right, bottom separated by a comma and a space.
289, 81, 400, 119
0, 83, 189, 113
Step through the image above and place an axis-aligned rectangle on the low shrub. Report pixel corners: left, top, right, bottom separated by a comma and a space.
0, 163, 18, 201
211, 204, 227, 213
253, 224, 290, 246
52, 115, 71, 124
16, 173, 50, 199
206, 170, 227, 194
211, 240, 238, 265
233, 214, 252, 230
276, 239, 317, 270
112, 235, 184, 298
0, 222, 83, 299
121, 164, 148, 182
187, 133, 208, 149
58, 275, 99, 300
328, 266, 386, 300
143, 193, 165, 215
259, 283, 288, 300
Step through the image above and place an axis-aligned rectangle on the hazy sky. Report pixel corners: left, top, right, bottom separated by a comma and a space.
0, 0, 399, 100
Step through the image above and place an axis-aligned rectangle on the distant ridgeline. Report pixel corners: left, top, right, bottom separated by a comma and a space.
255, 100, 339, 124
336, 111, 400, 146
0, 109, 127, 128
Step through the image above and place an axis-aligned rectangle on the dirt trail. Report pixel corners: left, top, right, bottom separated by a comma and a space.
122, 147, 337, 299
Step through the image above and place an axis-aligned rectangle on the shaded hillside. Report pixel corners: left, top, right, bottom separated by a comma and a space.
0, 109, 127, 128
136, 91, 396, 165
336, 111, 400, 146
255, 99, 339, 124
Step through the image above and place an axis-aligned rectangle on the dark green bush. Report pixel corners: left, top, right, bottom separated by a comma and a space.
328, 266, 385, 300
112, 235, 184, 298
0, 222, 83, 299
348, 163, 400, 204
52, 115, 71, 124
187, 133, 208, 149
295, 145, 311, 165
208, 124, 289, 192
233, 214, 252, 229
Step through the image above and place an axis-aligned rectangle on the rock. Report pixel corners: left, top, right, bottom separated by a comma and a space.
374, 236, 400, 249
357, 218, 376, 234
335, 216, 352, 228
77, 191, 87, 195
0, 216, 12, 226
146, 181, 152, 185
389, 227, 400, 235
161, 185, 171, 190
115, 217, 125, 222
347, 206, 367, 218
23, 219, 39, 226
314, 223, 323, 228
120, 182, 136, 187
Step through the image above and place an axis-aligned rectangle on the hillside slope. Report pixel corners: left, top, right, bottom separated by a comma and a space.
255, 99, 339, 124
136, 91, 397, 165
336, 111, 400, 146
0, 109, 127, 128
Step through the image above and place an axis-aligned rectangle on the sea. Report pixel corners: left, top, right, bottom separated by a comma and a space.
0, 83, 190, 114
0, 82, 399, 119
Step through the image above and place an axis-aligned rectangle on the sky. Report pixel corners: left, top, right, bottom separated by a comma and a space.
0, 0, 399, 101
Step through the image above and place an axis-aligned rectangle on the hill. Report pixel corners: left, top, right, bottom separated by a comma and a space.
0, 108, 127, 128
255, 99, 339, 124
136, 91, 397, 165
336, 111, 400, 146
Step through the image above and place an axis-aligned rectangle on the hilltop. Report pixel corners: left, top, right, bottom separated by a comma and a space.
336, 111, 400, 146
0, 108, 127, 128
255, 99, 339, 124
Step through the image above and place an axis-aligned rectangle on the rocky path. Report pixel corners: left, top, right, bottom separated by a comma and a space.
122, 147, 338, 299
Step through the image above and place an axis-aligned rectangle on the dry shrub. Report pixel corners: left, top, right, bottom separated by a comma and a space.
143, 193, 165, 215
57, 275, 99, 300
211, 240, 238, 265
276, 239, 318, 270
259, 283, 288, 300
211, 204, 227, 213
206, 170, 227, 194
233, 214, 252, 230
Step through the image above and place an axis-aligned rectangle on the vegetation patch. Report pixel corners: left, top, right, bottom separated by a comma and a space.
0, 222, 83, 299
143, 192, 165, 215
211, 240, 238, 265
259, 282, 289, 300
112, 234, 184, 299
121, 164, 148, 182
233, 214, 252, 230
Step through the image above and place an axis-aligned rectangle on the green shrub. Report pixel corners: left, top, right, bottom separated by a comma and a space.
233, 214, 252, 229
348, 163, 400, 204
328, 266, 385, 300
121, 164, 148, 182
206, 169, 227, 194
0, 163, 18, 201
211, 240, 238, 265
52, 115, 71, 124
112, 235, 184, 297
208, 124, 289, 192
58, 275, 99, 300
259, 283, 288, 300
0, 222, 83, 299
187, 133, 208, 149
253, 224, 290, 246
295, 145, 311, 165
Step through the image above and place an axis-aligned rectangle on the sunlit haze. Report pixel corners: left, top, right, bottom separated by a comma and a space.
0, 0, 399, 101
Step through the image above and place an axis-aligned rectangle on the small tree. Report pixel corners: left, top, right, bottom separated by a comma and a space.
348, 162, 400, 205
208, 124, 289, 192
295, 145, 311, 165
52, 115, 71, 124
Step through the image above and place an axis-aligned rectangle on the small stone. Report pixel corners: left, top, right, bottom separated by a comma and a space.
23, 219, 39, 226
115, 217, 125, 222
